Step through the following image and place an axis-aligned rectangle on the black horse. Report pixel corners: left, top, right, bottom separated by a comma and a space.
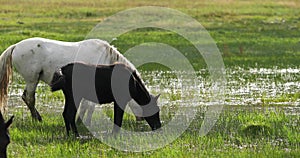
50, 62, 161, 137
0, 113, 14, 158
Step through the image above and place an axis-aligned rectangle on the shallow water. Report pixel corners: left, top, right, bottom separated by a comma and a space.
147, 67, 299, 105
6, 67, 300, 116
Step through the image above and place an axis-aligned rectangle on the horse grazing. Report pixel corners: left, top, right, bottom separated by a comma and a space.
0, 37, 142, 122
50, 62, 161, 136
0, 113, 14, 158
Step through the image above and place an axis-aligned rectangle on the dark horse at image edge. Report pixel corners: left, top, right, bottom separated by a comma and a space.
0, 112, 14, 158
50, 62, 161, 137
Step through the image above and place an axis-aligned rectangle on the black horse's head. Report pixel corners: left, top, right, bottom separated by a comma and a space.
0, 113, 14, 158
142, 94, 162, 131
128, 70, 162, 131
50, 69, 66, 92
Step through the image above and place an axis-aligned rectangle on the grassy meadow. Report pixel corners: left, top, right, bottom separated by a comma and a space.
0, 0, 300, 157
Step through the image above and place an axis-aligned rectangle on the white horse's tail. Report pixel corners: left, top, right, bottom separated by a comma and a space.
0, 45, 15, 114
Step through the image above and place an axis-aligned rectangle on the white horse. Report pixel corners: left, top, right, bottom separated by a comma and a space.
0, 37, 143, 123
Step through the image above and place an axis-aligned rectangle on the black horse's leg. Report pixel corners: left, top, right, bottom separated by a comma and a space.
113, 102, 125, 134
62, 89, 80, 137
63, 100, 79, 137
62, 99, 71, 136
69, 99, 80, 137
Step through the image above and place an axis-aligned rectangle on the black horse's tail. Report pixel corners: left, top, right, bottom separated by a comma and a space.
50, 70, 65, 92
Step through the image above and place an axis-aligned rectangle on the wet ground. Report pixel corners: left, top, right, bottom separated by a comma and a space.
7, 67, 300, 117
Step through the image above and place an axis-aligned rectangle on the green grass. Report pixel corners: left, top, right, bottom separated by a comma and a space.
7, 107, 299, 157
1, 0, 300, 69
1, 0, 300, 157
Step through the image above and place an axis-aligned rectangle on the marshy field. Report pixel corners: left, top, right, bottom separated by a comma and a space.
1, 0, 299, 157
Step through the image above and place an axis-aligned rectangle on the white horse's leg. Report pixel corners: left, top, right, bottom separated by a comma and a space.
80, 100, 143, 124
76, 100, 88, 124
85, 101, 95, 126
77, 99, 95, 126
22, 81, 42, 121
76, 101, 143, 124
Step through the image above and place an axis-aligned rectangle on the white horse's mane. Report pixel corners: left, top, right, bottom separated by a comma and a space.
106, 44, 132, 67
105, 42, 143, 79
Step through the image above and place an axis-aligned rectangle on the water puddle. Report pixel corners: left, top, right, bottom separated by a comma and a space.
6, 67, 300, 116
